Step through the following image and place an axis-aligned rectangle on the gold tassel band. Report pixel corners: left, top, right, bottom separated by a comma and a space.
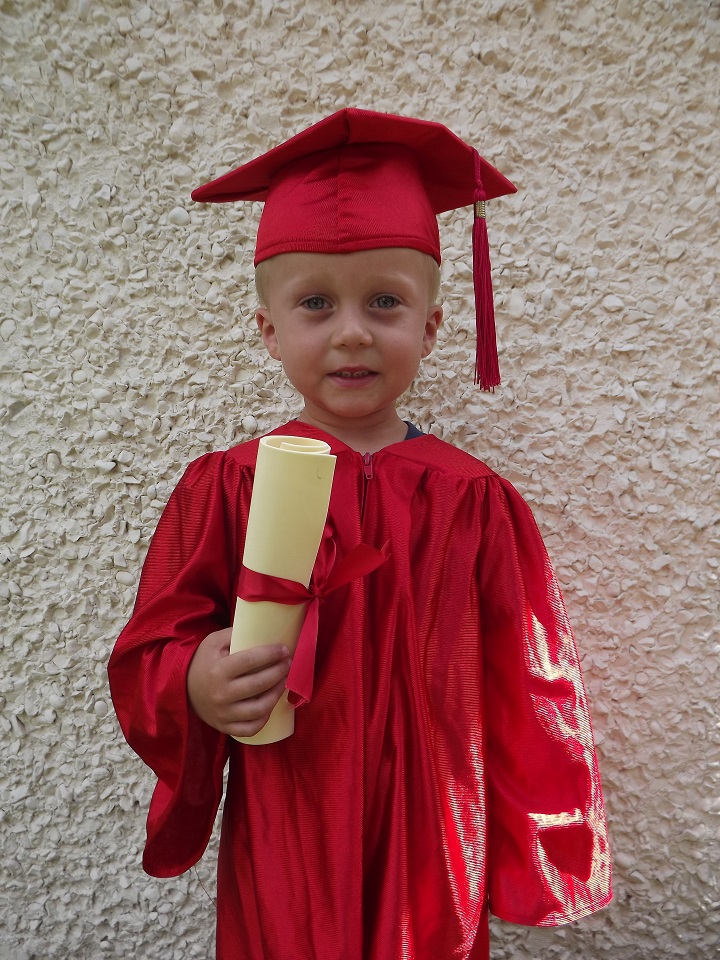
474, 200, 486, 219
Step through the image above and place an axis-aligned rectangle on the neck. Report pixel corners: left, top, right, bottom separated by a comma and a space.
297, 409, 408, 454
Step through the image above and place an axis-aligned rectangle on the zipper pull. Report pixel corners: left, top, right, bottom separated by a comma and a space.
362, 452, 374, 480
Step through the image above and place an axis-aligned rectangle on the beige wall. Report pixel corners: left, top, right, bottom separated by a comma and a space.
2, 0, 718, 957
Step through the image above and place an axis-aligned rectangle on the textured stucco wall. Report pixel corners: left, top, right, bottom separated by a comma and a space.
1, 0, 718, 957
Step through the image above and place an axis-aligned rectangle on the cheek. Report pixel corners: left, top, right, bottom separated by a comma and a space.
275, 332, 316, 376
396, 325, 432, 361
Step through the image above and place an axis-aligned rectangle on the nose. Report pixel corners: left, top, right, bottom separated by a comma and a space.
330, 304, 373, 348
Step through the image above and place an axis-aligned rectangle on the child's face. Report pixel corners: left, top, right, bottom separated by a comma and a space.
256, 248, 442, 431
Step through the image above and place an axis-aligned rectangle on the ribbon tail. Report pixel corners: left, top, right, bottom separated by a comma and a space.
286, 598, 319, 708
323, 542, 388, 592
285, 541, 388, 708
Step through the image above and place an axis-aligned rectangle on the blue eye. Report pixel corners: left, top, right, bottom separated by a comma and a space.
302, 296, 329, 310
373, 295, 398, 309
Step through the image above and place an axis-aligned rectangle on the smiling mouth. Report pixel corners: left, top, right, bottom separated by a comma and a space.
332, 369, 375, 379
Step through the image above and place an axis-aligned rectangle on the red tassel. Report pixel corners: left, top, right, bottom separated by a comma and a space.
472, 201, 501, 391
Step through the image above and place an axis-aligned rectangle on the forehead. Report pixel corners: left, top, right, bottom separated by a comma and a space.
262, 247, 435, 288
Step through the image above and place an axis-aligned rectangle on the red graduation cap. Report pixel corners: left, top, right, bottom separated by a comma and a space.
191, 108, 516, 389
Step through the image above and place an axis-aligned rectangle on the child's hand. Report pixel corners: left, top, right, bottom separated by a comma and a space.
187, 628, 292, 738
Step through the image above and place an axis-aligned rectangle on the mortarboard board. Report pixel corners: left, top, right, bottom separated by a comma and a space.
191, 108, 516, 389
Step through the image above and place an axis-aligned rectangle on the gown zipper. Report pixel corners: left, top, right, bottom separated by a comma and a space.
360, 452, 373, 521
362, 452, 374, 480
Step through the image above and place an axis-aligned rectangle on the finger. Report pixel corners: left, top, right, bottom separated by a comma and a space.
223, 679, 288, 735
224, 644, 291, 678
228, 658, 292, 701
225, 716, 274, 739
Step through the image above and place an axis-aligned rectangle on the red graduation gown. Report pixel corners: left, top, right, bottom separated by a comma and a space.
108, 420, 611, 959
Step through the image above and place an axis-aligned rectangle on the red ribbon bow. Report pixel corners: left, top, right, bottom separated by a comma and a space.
237, 531, 388, 707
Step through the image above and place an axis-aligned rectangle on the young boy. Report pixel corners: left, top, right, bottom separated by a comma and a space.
109, 108, 611, 960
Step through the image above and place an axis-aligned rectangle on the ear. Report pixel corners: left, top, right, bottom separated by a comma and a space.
256, 308, 282, 361
421, 304, 443, 358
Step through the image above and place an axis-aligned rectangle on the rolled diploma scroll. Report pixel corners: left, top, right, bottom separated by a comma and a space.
229, 435, 336, 745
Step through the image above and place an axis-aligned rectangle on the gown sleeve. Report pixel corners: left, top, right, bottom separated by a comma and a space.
478, 475, 612, 925
108, 452, 245, 878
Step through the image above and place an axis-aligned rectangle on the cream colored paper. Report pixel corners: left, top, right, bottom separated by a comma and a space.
230, 435, 336, 744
